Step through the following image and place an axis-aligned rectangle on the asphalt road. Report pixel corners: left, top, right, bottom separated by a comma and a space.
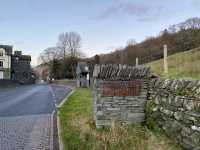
0, 84, 72, 149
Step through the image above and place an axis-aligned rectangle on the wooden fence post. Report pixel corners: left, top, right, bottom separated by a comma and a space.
136, 57, 139, 67
164, 44, 168, 74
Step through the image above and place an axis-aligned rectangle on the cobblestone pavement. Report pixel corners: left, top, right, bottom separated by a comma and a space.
0, 84, 72, 150
0, 114, 53, 150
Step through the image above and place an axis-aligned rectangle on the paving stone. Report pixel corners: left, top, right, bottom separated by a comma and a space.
0, 114, 53, 150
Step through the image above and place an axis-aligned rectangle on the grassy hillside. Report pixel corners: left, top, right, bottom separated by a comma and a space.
147, 47, 200, 80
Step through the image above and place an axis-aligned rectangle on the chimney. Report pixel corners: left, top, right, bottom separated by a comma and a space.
14, 51, 22, 55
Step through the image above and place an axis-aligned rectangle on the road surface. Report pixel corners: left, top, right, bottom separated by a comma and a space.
0, 84, 72, 150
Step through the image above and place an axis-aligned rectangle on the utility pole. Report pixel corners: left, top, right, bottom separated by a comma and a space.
164, 44, 168, 74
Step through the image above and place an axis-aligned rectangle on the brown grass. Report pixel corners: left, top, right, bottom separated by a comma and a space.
147, 47, 200, 79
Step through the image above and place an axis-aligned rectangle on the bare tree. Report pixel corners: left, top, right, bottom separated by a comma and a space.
180, 17, 200, 30
39, 47, 60, 64
57, 31, 81, 58
126, 39, 137, 46
56, 31, 82, 78
167, 17, 200, 33
38, 47, 61, 79
57, 33, 68, 58
38, 31, 83, 79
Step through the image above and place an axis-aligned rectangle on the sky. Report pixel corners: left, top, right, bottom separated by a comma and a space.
0, 0, 200, 66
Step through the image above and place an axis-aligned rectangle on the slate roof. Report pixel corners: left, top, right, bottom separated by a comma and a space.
13, 55, 31, 61
93, 64, 151, 80
0, 45, 12, 55
13, 51, 31, 61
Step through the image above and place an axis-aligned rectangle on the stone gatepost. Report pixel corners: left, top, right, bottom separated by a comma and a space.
93, 64, 151, 128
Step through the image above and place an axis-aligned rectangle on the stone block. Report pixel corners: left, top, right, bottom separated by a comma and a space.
184, 100, 195, 111
101, 97, 113, 102
191, 132, 200, 145
181, 126, 193, 137
154, 96, 160, 104
96, 105, 102, 111
165, 104, 178, 112
174, 111, 184, 121
121, 112, 127, 120
160, 108, 174, 117
130, 107, 144, 113
96, 114, 105, 120
161, 97, 167, 103
163, 120, 182, 136
191, 125, 200, 132
186, 111, 200, 118
127, 113, 145, 123
96, 120, 111, 128
182, 137, 196, 150
106, 107, 120, 111
96, 111, 103, 116
184, 114, 197, 122
173, 96, 184, 107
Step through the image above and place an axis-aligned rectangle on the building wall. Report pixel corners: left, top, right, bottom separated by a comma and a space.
77, 74, 89, 88
11, 56, 32, 84
0, 48, 11, 79
147, 79, 200, 150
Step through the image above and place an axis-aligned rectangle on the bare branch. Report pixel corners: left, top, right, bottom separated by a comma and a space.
57, 31, 82, 58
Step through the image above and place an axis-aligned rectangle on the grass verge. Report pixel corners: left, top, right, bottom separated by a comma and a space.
59, 88, 182, 150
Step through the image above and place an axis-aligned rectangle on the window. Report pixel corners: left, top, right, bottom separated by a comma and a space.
0, 71, 3, 79
0, 52, 3, 56
0, 61, 3, 67
15, 57, 19, 63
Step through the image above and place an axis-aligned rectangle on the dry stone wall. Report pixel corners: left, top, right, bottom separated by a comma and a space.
93, 79, 149, 128
147, 79, 200, 150
93, 64, 151, 128
93, 64, 200, 149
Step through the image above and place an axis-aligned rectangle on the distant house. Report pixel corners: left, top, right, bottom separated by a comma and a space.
76, 62, 90, 87
0, 45, 12, 79
33, 63, 50, 81
0, 45, 34, 84
11, 51, 34, 84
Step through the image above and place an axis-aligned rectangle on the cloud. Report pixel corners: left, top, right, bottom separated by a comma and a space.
95, 2, 163, 22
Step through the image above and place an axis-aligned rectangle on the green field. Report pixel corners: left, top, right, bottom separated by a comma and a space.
58, 88, 182, 150
147, 47, 200, 80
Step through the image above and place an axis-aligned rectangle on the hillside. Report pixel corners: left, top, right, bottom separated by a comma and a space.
99, 18, 200, 65
147, 47, 200, 80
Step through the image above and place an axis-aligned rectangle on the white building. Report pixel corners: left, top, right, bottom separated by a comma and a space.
0, 46, 12, 79
76, 62, 90, 87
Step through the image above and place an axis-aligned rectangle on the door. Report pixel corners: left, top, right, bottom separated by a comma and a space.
0, 71, 3, 79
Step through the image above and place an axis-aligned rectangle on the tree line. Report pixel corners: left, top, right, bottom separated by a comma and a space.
39, 31, 85, 80
38, 17, 200, 80
98, 17, 200, 65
